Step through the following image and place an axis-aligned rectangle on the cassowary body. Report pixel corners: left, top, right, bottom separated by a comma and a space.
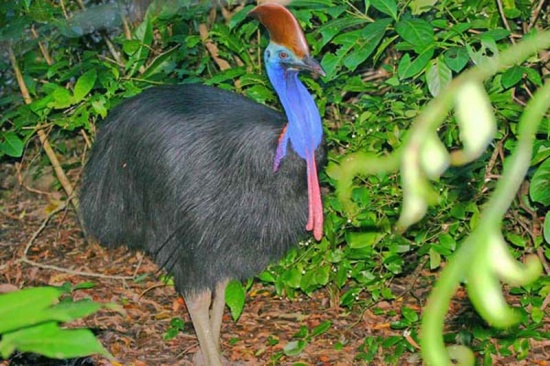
80, 3, 325, 365
80, 84, 324, 294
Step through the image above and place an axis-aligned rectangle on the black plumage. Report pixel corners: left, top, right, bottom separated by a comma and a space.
80, 84, 326, 296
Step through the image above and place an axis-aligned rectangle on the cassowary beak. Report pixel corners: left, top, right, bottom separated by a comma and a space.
297, 55, 326, 77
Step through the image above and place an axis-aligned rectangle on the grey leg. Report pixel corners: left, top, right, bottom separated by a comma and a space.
210, 280, 229, 351
186, 290, 223, 366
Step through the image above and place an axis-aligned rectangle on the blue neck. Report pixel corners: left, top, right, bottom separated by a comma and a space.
265, 54, 323, 160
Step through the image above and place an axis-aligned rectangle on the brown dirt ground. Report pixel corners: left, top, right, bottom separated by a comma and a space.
1, 161, 549, 365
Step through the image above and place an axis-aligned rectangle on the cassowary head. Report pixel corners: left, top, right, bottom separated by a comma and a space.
249, 3, 325, 77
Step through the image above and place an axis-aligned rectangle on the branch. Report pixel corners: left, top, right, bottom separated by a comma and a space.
7, 46, 80, 214
199, 23, 231, 71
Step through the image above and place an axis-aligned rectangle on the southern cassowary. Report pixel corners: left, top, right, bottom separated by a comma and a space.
79, 3, 326, 365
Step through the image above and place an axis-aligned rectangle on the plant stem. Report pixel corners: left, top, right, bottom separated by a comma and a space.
8, 46, 79, 213
421, 63, 550, 366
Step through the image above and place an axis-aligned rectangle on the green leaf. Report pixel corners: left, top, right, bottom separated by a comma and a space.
317, 17, 368, 48
49, 87, 73, 109
327, 248, 344, 263
257, 270, 275, 283
321, 53, 346, 80
225, 280, 246, 321
501, 66, 524, 89
410, 0, 439, 15
321, 19, 392, 79
504, 8, 521, 19
314, 265, 330, 286
429, 247, 441, 269
530, 158, 550, 205
0, 287, 64, 334
141, 47, 180, 79
395, 18, 434, 47
46, 300, 103, 322
343, 19, 391, 71
467, 36, 499, 65
0, 322, 109, 359
426, 58, 452, 97
311, 320, 332, 337
505, 232, 526, 248
71, 282, 96, 290
544, 211, 550, 244
164, 317, 185, 340
282, 267, 303, 289
122, 40, 141, 55
91, 98, 108, 118
398, 44, 434, 79
228, 5, 254, 29
397, 53, 412, 77
283, 340, 307, 356
483, 29, 511, 42
402, 306, 419, 322
531, 307, 544, 323
293, 325, 309, 339
346, 231, 383, 249
438, 233, 456, 251
370, 0, 397, 20
443, 47, 469, 72
73, 69, 97, 103
128, 18, 154, 77
0, 132, 24, 157
321, 29, 360, 80
524, 67, 543, 86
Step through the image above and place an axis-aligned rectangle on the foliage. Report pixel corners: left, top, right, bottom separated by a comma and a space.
163, 317, 186, 340
1, 0, 549, 364
0, 285, 110, 360
268, 320, 332, 364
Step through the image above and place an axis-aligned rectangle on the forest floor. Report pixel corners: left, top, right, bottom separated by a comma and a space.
1, 161, 549, 366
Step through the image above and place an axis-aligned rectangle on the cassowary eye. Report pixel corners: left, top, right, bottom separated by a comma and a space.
279, 51, 288, 59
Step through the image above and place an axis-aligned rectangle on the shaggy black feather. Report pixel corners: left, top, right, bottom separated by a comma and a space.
79, 84, 326, 297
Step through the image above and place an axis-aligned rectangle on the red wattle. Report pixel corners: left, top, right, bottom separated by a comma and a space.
305, 154, 323, 241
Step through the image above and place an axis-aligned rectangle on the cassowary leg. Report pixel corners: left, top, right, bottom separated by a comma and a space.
186, 290, 223, 366
210, 279, 229, 351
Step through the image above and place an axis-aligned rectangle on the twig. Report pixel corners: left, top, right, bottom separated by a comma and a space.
59, 0, 69, 19
139, 283, 167, 298
481, 140, 504, 193
495, 0, 515, 43
120, 7, 132, 40
396, 256, 429, 303
536, 247, 550, 275
199, 23, 231, 71
361, 68, 390, 83
19, 203, 140, 281
8, 46, 80, 214
102, 34, 123, 66
528, 0, 547, 31
31, 26, 53, 65
81, 129, 92, 150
